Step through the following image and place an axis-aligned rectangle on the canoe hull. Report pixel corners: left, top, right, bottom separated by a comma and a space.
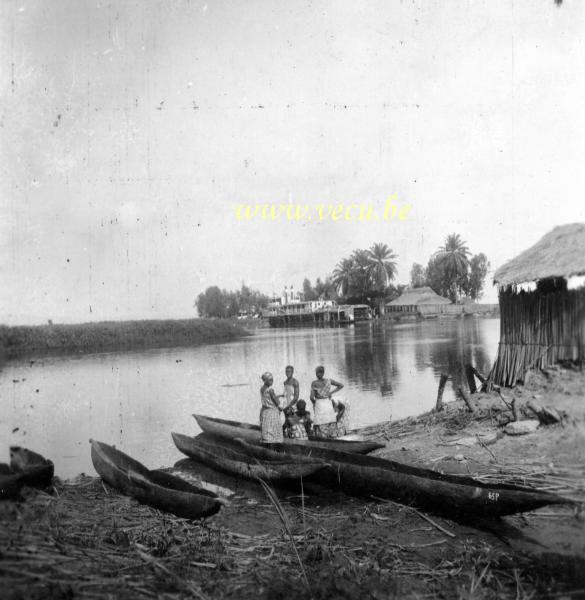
172, 432, 325, 481
10, 447, 54, 488
210, 439, 572, 518
90, 440, 221, 519
193, 414, 384, 454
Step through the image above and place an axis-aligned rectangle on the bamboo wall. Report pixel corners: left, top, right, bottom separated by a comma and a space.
488, 286, 585, 387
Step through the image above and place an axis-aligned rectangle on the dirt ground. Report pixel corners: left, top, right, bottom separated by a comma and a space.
1, 365, 585, 599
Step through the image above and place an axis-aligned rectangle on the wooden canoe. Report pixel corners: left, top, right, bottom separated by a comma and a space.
10, 446, 54, 488
90, 439, 223, 519
172, 432, 326, 481
212, 439, 574, 518
0, 464, 24, 500
193, 414, 384, 454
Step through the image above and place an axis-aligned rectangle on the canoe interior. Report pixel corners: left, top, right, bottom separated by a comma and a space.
193, 414, 384, 453
91, 440, 222, 519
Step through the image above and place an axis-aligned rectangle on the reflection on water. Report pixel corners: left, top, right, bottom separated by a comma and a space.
0, 318, 499, 478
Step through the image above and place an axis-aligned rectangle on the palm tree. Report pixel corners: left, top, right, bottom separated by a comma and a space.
332, 258, 355, 297
366, 243, 397, 315
435, 234, 470, 302
351, 249, 371, 299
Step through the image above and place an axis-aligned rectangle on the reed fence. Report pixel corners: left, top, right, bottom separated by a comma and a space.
488, 287, 585, 387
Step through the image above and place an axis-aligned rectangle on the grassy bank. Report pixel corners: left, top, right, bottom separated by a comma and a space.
0, 318, 250, 358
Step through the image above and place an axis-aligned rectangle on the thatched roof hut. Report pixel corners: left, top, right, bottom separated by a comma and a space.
386, 287, 451, 314
387, 287, 451, 307
488, 223, 585, 387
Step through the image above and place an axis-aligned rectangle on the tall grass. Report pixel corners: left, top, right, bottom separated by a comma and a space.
0, 318, 250, 358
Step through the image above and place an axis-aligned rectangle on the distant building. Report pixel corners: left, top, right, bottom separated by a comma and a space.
386, 287, 451, 314
488, 223, 585, 387
280, 285, 303, 305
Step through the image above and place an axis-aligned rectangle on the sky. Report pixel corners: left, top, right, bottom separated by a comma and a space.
1, 0, 585, 325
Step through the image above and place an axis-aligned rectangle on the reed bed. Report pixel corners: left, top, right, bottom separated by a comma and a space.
2, 475, 572, 599
0, 318, 249, 357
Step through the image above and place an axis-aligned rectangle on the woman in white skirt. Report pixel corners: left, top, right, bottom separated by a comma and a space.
309, 366, 347, 438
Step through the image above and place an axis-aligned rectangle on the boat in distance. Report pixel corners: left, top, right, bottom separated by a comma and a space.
214, 438, 574, 518
193, 414, 384, 454
90, 439, 223, 519
172, 432, 327, 481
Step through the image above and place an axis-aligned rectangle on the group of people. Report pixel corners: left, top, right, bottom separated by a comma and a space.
259, 365, 349, 446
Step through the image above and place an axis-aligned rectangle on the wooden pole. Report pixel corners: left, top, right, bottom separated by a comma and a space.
435, 373, 448, 412
471, 366, 487, 385
511, 397, 519, 422
458, 386, 475, 412
464, 364, 477, 394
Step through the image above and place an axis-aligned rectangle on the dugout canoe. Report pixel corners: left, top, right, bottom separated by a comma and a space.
10, 446, 54, 488
90, 439, 223, 519
172, 432, 326, 481
0, 464, 23, 500
214, 439, 574, 518
193, 414, 384, 454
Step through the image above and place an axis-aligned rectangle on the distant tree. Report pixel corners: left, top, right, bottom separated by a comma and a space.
332, 258, 355, 297
196, 286, 226, 318
467, 253, 490, 300
424, 256, 450, 299
226, 292, 239, 317
333, 243, 399, 308
434, 234, 471, 302
302, 277, 317, 301
196, 284, 269, 318
314, 276, 336, 300
385, 283, 407, 303
350, 249, 371, 299
366, 243, 397, 315
366, 243, 397, 289
410, 263, 426, 288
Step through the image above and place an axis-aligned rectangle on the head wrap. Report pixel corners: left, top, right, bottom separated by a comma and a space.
261, 371, 273, 383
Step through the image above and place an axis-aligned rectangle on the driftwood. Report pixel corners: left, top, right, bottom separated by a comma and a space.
435, 374, 449, 412
457, 387, 475, 413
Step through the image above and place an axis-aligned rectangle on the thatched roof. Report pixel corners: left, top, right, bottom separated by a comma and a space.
386, 287, 451, 306
494, 223, 585, 287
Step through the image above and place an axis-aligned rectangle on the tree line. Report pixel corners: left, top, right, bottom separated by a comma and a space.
196, 234, 489, 317
409, 234, 489, 303
196, 285, 270, 319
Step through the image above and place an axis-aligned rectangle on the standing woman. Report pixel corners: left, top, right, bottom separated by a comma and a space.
259, 372, 284, 447
283, 365, 300, 411
309, 366, 345, 438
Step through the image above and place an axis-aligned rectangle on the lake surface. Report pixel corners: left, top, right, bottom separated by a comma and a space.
0, 318, 499, 478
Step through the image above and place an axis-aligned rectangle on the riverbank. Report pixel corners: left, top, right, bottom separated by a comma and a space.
1, 365, 584, 599
0, 318, 250, 358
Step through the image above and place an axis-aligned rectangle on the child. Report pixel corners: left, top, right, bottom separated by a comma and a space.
284, 400, 313, 439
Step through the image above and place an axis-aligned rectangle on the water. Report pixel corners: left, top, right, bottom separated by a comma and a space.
0, 318, 499, 478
